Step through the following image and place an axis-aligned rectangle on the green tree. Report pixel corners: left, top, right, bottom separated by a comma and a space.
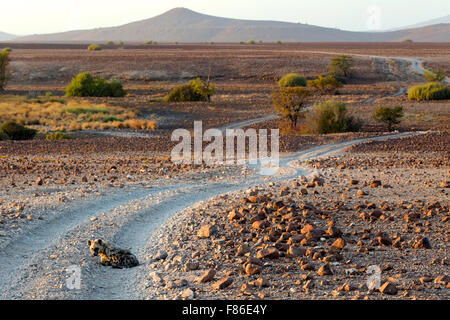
329, 55, 354, 79
0, 48, 11, 92
272, 87, 311, 129
372, 106, 404, 131
278, 73, 307, 88
308, 75, 343, 94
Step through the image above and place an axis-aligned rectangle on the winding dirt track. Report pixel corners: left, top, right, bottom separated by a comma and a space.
0, 53, 433, 299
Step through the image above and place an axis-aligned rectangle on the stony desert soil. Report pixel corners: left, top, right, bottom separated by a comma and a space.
137, 132, 449, 300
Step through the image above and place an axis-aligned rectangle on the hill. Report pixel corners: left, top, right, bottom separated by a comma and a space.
13, 8, 450, 43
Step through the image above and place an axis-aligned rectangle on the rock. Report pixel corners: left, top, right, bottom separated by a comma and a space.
197, 224, 219, 238
379, 281, 398, 295
413, 237, 431, 249
197, 269, 216, 283
36, 177, 43, 186
153, 250, 168, 261
350, 179, 359, 185
440, 181, 449, 188
256, 247, 279, 259
150, 272, 164, 284
184, 261, 199, 271
236, 244, 250, 257
244, 263, 262, 275
228, 210, 242, 220
212, 277, 233, 290
357, 190, 367, 196
252, 220, 269, 230
255, 277, 269, 288
434, 275, 449, 284
331, 238, 346, 250
318, 264, 333, 276
181, 288, 195, 299
370, 180, 382, 188
419, 276, 433, 284
326, 226, 342, 238
241, 283, 254, 296
287, 245, 306, 257
377, 236, 392, 246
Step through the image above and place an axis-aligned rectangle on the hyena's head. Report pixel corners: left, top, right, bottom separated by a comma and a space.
87, 238, 108, 256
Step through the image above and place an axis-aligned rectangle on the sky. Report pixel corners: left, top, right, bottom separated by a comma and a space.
2, 0, 449, 35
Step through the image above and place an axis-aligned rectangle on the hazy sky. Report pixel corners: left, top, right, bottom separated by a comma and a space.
2, 0, 449, 35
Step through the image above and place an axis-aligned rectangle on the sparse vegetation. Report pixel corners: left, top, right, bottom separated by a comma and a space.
329, 55, 354, 79
45, 131, 72, 140
65, 73, 126, 97
247, 40, 256, 44
272, 87, 311, 129
87, 44, 102, 51
144, 40, 157, 45
0, 120, 37, 140
424, 69, 446, 83
165, 78, 215, 102
278, 73, 307, 88
0, 95, 156, 131
372, 106, 404, 131
308, 75, 342, 94
0, 48, 11, 92
106, 41, 114, 46
304, 100, 361, 134
118, 40, 124, 46
408, 82, 450, 101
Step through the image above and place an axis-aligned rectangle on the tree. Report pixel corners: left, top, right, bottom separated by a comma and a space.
424, 69, 446, 83
329, 55, 354, 79
305, 100, 361, 134
0, 48, 11, 92
308, 75, 343, 94
272, 87, 311, 129
372, 106, 404, 131
278, 73, 307, 88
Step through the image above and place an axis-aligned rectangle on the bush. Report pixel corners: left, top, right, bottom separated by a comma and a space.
106, 41, 114, 46
278, 73, 307, 88
165, 78, 215, 102
305, 100, 360, 134
0, 121, 37, 140
0, 131, 9, 140
45, 132, 72, 140
272, 87, 311, 128
144, 40, 156, 45
63, 107, 109, 115
102, 116, 123, 123
65, 72, 126, 97
117, 40, 124, 46
87, 44, 102, 51
372, 106, 404, 131
0, 48, 10, 91
329, 55, 354, 79
308, 75, 343, 94
247, 40, 256, 44
424, 69, 446, 83
408, 82, 450, 101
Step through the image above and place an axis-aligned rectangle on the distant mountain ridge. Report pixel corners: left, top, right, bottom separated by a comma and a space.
387, 15, 450, 31
0, 31, 16, 41
11, 8, 450, 43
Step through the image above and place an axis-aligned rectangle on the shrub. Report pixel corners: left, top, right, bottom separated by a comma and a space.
2, 47, 12, 53
0, 121, 37, 140
308, 75, 343, 94
0, 48, 10, 91
408, 82, 450, 101
247, 40, 256, 44
372, 106, 404, 131
0, 131, 9, 140
166, 78, 215, 102
63, 107, 109, 115
45, 132, 72, 140
272, 87, 311, 128
117, 40, 124, 46
144, 40, 156, 45
87, 44, 102, 51
424, 69, 446, 83
102, 116, 123, 123
329, 55, 354, 79
278, 73, 307, 88
65, 72, 126, 97
304, 100, 361, 134
106, 41, 114, 46
276, 41, 282, 44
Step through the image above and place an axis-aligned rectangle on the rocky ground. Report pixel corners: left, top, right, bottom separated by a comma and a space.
138, 132, 449, 300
